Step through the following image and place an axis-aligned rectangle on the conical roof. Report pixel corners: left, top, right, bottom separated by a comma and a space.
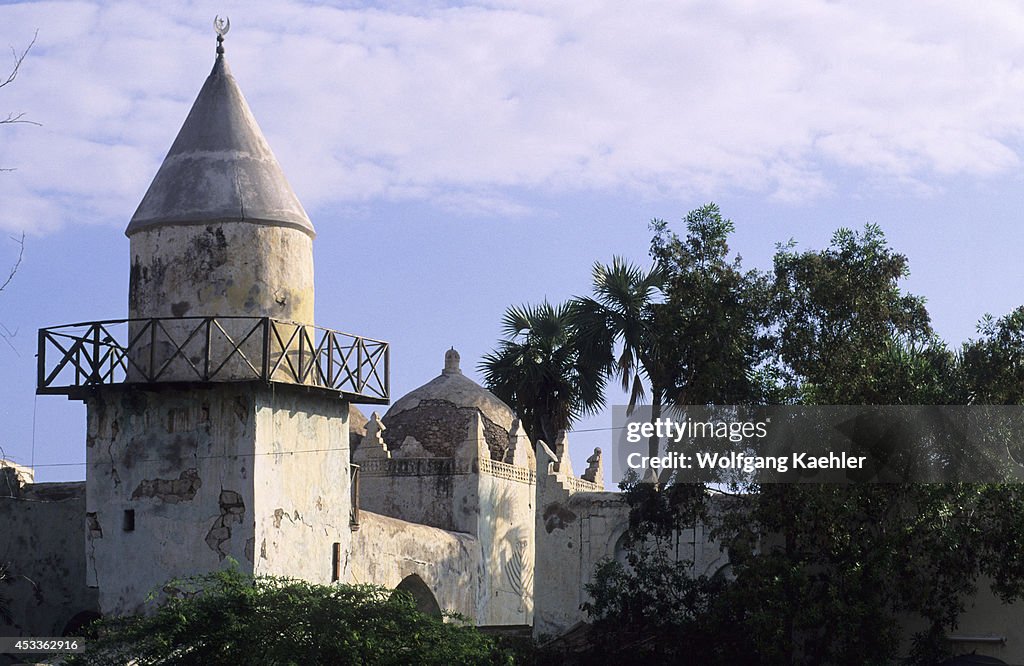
126, 53, 314, 238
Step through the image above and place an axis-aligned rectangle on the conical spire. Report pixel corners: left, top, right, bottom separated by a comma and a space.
126, 42, 314, 238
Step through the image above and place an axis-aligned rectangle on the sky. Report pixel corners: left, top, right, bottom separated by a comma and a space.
1, 0, 1024, 483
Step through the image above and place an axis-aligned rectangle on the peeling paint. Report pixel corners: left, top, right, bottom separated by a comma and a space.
86, 512, 102, 539
542, 503, 577, 534
130, 469, 201, 503
233, 396, 249, 424
204, 489, 245, 560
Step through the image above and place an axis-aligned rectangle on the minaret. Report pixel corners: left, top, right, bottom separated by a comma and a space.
36, 20, 388, 615
126, 24, 314, 326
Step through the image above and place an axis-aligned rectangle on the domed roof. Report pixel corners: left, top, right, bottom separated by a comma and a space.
382, 348, 515, 460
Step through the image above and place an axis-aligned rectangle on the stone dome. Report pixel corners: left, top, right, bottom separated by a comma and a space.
381, 348, 515, 460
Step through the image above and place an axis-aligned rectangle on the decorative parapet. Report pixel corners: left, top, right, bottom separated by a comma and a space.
358, 455, 536, 485
478, 457, 537, 485
36, 316, 389, 404
358, 457, 457, 477
536, 434, 604, 494
560, 474, 603, 494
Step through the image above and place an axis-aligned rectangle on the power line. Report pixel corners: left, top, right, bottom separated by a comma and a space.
8, 426, 627, 470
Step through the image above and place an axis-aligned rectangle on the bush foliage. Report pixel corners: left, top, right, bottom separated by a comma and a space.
69, 568, 511, 666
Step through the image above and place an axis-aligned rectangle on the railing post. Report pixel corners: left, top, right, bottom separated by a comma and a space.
384, 343, 390, 400
36, 328, 46, 390
204, 317, 212, 381
261, 318, 271, 382
357, 340, 364, 393
298, 324, 305, 383
149, 318, 157, 382
327, 332, 335, 390
89, 324, 101, 384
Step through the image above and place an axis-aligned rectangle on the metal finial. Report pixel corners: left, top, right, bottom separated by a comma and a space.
214, 15, 230, 55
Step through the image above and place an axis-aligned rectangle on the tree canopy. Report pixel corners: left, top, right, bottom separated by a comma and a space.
494, 205, 1024, 665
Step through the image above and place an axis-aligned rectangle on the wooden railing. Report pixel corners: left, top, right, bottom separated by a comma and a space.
37, 317, 389, 404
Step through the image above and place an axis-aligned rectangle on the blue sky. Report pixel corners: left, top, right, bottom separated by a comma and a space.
2, 1, 1024, 482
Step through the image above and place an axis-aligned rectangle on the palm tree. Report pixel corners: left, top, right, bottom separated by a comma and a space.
480, 300, 607, 446
571, 257, 667, 457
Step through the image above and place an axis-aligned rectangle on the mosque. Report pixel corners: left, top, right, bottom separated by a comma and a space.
0, 26, 1019, 664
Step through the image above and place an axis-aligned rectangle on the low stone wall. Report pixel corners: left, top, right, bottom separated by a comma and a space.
0, 477, 99, 645
349, 511, 480, 620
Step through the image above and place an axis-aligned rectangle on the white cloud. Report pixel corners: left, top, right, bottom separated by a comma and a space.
2, 0, 1024, 233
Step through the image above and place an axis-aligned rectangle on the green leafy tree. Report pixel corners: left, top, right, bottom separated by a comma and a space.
69, 568, 510, 666
772, 224, 938, 404
481, 300, 606, 445
583, 212, 1024, 665
962, 306, 1024, 405
649, 205, 775, 406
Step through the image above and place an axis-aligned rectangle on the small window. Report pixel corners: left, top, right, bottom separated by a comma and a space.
123, 509, 135, 532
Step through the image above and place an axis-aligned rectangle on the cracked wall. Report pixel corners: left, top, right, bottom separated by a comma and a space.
87, 382, 351, 615
85, 385, 259, 615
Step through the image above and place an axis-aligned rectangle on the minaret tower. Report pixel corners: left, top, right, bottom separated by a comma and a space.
36, 20, 389, 615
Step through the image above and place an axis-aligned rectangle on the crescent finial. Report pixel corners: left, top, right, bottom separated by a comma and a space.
214, 16, 230, 55
214, 15, 231, 37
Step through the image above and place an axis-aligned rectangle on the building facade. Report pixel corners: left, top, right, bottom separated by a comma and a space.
2, 32, 1022, 665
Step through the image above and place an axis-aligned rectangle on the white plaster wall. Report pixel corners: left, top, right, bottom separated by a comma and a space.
128, 222, 314, 323
126, 223, 315, 384
349, 511, 479, 620
86, 385, 260, 615
358, 471, 455, 531
252, 388, 350, 583
473, 473, 535, 626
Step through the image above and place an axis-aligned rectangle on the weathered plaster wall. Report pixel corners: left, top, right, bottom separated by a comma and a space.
252, 388, 350, 583
358, 463, 456, 531
533, 441, 630, 639
473, 469, 535, 626
86, 387, 348, 614
533, 487, 630, 638
349, 511, 479, 619
86, 385, 259, 614
125, 223, 316, 385
86, 383, 350, 615
128, 222, 314, 323
0, 478, 98, 643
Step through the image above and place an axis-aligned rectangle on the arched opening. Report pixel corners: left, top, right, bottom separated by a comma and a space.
393, 574, 442, 619
62, 609, 101, 636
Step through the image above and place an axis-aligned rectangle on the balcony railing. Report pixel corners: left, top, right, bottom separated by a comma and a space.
37, 317, 389, 404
